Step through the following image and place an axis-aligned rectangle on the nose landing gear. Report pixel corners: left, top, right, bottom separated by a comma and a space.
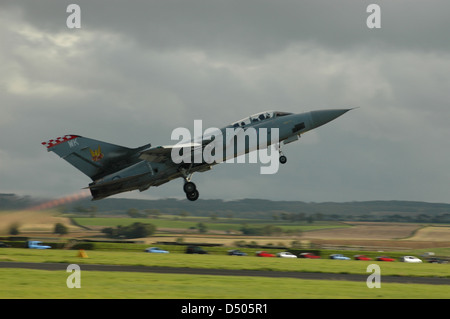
276, 143, 287, 164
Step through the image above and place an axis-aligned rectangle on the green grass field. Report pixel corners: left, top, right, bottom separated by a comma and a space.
1, 214, 448, 299
0, 248, 449, 299
1, 268, 448, 299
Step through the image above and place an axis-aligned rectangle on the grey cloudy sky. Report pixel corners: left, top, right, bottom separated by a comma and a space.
1, 0, 449, 203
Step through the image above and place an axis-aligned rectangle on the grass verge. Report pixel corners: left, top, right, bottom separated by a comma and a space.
0, 268, 448, 299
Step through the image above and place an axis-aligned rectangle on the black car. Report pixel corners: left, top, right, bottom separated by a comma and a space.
186, 245, 208, 254
0, 242, 11, 248
427, 257, 448, 264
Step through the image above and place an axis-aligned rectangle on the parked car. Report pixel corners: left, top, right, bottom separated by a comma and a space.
0, 242, 11, 248
186, 245, 208, 254
256, 251, 276, 257
399, 256, 422, 263
145, 247, 169, 253
299, 252, 320, 259
329, 254, 350, 260
27, 241, 51, 249
354, 255, 372, 261
228, 249, 247, 256
376, 256, 395, 262
277, 252, 297, 258
427, 257, 448, 264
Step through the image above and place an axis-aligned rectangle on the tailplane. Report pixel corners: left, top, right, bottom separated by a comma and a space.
42, 135, 143, 181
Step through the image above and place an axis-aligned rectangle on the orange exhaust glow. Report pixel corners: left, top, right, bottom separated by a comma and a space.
28, 190, 90, 211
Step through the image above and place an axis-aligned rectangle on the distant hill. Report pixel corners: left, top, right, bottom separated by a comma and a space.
67, 196, 449, 214
0, 193, 39, 210
70, 197, 450, 223
1, 193, 449, 223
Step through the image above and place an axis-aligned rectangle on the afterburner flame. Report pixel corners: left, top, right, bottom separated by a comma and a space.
28, 190, 90, 211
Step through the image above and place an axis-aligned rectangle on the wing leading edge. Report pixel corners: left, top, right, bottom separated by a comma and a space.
139, 142, 202, 163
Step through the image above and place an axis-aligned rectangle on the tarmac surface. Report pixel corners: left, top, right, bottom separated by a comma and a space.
1, 261, 449, 285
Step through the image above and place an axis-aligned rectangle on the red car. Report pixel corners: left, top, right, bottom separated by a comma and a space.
299, 253, 321, 259
256, 251, 276, 257
354, 255, 372, 261
376, 256, 395, 262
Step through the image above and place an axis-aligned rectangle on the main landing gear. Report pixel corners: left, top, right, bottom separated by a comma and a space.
183, 181, 199, 201
180, 167, 199, 201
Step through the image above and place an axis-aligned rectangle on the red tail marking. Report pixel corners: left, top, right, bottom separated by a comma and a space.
41, 135, 80, 149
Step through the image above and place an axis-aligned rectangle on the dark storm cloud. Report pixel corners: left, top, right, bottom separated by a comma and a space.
7, 0, 450, 55
1, 1, 450, 202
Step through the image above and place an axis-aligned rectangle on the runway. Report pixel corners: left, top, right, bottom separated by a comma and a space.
1, 261, 449, 285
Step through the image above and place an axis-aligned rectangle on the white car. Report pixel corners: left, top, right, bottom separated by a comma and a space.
400, 256, 422, 263
277, 252, 297, 258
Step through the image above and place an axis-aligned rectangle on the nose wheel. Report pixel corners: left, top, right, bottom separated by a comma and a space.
275, 143, 287, 164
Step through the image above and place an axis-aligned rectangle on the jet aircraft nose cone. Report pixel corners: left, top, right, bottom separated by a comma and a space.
310, 109, 352, 129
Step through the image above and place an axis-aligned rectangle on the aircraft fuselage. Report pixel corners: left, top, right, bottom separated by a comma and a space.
43, 109, 352, 200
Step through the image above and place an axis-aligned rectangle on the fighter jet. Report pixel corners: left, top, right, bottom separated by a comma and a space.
42, 109, 351, 201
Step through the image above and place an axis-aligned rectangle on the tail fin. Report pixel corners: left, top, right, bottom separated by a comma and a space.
42, 135, 140, 181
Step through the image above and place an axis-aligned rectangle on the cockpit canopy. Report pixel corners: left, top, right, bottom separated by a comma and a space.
230, 111, 293, 127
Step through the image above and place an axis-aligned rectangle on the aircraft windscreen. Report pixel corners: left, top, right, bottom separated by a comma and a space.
231, 111, 293, 127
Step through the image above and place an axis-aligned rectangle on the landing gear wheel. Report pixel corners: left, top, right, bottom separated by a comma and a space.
186, 189, 199, 201
183, 182, 196, 194
279, 155, 287, 164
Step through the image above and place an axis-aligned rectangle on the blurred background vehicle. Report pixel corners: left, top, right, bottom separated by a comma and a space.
186, 245, 208, 254
376, 256, 395, 262
256, 251, 276, 257
228, 249, 247, 256
299, 252, 320, 259
27, 241, 51, 249
354, 255, 372, 261
277, 252, 297, 258
329, 254, 350, 260
145, 247, 169, 253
